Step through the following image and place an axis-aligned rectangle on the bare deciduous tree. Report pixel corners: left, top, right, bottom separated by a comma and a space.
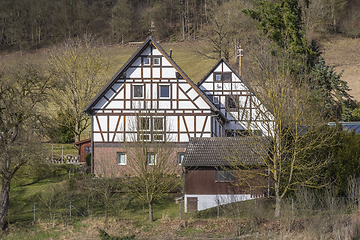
49, 38, 111, 142
229, 61, 339, 217
0, 62, 51, 229
125, 111, 181, 222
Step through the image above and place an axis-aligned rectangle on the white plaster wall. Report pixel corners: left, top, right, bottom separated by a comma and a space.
184, 194, 255, 212
162, 57, 171, 66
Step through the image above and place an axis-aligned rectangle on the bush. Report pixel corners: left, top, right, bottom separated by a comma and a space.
86, 153, 91, 166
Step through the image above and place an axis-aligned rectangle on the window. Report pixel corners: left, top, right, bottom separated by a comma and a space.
143, 57, 150, 65
159, 85, 170, 98
117, 153, 126, 165
215, 170, 234, 182
213, 96, 219, 104
213, 72, 232, 81
139, 117, 150, 131
178, 153, 185, 165
133, 85, 144, 98
214, 73, 222, 81
147, 153, 157, 165
227, 96, 238, 110
138, 117, 164, 141
153, 117, 164, 131
223, 73, 231, 81
153, 58, 160, 65
85, 146, 91, 154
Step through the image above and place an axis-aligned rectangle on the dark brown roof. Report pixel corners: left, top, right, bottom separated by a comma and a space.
183, 137, 268, 167
74, 138, 91, 146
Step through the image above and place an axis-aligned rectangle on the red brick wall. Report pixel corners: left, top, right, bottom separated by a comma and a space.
94, 143, 186, 178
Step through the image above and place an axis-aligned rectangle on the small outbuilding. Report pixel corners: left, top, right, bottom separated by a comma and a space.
74, 138, 91, 163
183, 137, 268, 212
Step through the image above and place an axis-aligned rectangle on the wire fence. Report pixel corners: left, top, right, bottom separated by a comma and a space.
23, 194, 360, 226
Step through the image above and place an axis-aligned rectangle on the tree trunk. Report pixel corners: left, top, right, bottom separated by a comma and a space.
274, 182, 281, 218
149, 201, 153, 222
0, 178, 11, 230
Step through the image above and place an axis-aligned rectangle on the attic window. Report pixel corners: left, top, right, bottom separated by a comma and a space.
213, 96, 219, 104
153, 58, 160, 66
133, 85, 144, 98
143, 57, 150, 65
224, 73, 231, 81
214, 72, 232, 81
215, 170, 234, 182
159, 85, 170, 98
214, 73, 222, 81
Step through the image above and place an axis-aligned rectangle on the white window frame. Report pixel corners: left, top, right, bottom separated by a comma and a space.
133, 84, 144, 99
178, 153, 185, 165
143, 57, 151, 66
147, 153, 157, 165
159, 85, 170, 99
117, 152, 126, 165
153, 57, 160, 66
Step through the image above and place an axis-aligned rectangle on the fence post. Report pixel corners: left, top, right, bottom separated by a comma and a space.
143, 203, 145, 219
255, 199, 257, 214
292, 198, 294, 219
217, 204, 219, 220
34, 202, 36, 222
179, 201, 182, 220
70, 201, 72, 221
61, 145, 64, 164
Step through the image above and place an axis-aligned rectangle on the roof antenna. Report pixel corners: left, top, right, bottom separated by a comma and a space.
170, 49, 173, 58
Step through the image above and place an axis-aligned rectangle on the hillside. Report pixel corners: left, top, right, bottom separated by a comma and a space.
0, 36, 358, 103
321, 36, 360, 101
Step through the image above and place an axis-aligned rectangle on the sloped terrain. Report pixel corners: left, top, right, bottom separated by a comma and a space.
321, 36, 360, 101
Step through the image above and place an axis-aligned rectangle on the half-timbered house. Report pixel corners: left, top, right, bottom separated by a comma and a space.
84, 36, 227, 176
198, 59, 271, 137
183, 137, 267, 212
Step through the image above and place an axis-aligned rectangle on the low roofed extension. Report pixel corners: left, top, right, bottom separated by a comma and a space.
183, 137, 268, 167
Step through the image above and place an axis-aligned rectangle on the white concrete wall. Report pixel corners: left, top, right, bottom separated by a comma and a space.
184, 194, 257, 212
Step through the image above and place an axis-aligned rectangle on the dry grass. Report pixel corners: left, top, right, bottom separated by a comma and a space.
320, 35, 360, 101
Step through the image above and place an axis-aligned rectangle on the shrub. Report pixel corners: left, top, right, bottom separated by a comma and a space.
86, 153, 91, 166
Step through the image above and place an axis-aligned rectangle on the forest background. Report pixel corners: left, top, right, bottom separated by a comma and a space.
1, 0, 360, 238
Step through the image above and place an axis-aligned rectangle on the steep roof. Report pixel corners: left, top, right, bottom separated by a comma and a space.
183, 137, 268, 167
84, 36, 219, 115
197, 58, 257, 94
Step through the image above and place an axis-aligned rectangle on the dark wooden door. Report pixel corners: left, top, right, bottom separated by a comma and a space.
187, 197, 198, 212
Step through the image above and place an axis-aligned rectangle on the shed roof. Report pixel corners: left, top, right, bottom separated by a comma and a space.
183, 137, 267, 167
74, 138, 91, 146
